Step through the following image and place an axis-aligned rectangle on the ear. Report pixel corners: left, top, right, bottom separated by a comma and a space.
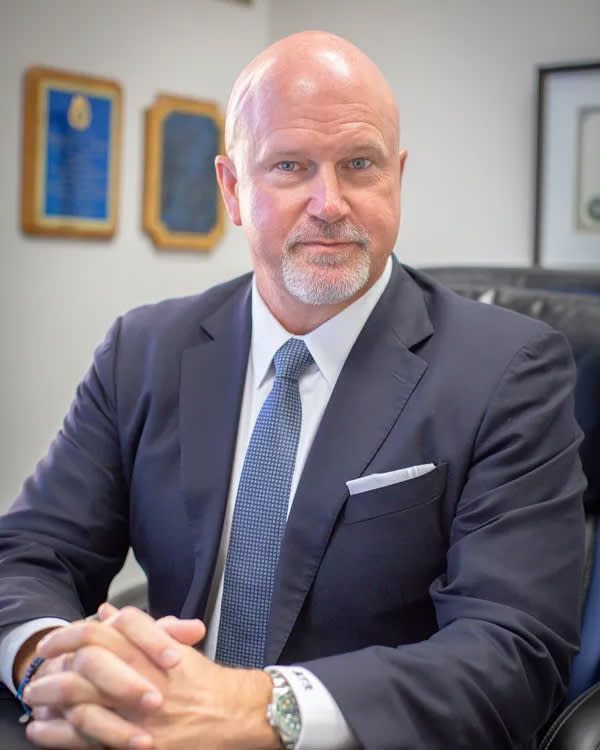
215, 154, 241, 226
398, 148, 408, 182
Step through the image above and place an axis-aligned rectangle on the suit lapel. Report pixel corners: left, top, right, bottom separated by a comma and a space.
179, 279, 252, 619
265, 262, 434, 662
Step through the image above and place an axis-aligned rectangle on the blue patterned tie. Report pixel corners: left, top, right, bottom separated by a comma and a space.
215, 338, 313, 668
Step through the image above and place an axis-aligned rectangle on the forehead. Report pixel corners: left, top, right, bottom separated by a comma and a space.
242, 73, 396, 159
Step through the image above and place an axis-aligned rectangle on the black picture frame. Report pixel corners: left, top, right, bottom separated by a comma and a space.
533, 61, 600, 267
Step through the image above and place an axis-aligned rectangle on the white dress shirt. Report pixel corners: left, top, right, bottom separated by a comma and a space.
1, 257, 392, 749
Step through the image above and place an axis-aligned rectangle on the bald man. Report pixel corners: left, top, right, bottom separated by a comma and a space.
0, 31, 585, 750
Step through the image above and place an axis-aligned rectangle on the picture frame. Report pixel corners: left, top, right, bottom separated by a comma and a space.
143, 94, 225, 252
534, 61, 600, 267
21, 66, 122, 239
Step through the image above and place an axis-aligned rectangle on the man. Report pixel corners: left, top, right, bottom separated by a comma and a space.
0, 30, 586, 750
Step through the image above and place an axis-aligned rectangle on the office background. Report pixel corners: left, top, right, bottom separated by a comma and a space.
1, 0, 599, 593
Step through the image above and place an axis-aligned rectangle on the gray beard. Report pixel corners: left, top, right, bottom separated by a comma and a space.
282, 221, 371, 305
282, 247, 371, 305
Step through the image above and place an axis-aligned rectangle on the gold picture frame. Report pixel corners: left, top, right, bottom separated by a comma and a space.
143, 94, 225, 252
21, 66, 122, 239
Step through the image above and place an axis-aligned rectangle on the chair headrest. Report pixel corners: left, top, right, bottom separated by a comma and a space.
422, 266, 600, 297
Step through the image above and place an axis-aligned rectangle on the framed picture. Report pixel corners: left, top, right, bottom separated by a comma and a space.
534, 61, 600, 267
21, 66, 122, 239
143, 94, 225, 252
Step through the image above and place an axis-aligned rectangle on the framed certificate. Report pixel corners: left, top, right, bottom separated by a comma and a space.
143, 94, 225, 252
577, 107, 600, 232
21, 66, 122, 239
534, 61, 600, 267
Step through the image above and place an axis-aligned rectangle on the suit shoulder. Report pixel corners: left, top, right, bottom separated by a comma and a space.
406, 266, 557, 349
117, 272, 252, 344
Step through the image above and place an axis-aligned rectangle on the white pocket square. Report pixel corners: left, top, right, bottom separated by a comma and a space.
346, 464, 436, 496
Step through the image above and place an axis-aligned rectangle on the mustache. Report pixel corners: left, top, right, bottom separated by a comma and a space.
285, 221, 370, 250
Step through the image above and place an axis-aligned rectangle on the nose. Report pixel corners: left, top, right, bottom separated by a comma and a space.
306, 165, 350, 223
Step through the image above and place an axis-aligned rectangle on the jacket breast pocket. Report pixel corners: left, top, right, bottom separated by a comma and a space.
342, 462, 448, 524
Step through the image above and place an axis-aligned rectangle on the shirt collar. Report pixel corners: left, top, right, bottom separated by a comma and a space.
250, 256, 393, 389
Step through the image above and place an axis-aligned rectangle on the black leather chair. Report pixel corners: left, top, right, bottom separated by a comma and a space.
421, 265, 600, 298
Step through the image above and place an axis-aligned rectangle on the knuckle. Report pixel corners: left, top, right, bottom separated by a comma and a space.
58, 652, 74, 672
57, 674, 78, 702
73, 645, 100, 672
32, 705, 52, 720
116, 605, 138, 624
66, 703, 89, 727
158, 615, 176, 626
79, 621, 99, 642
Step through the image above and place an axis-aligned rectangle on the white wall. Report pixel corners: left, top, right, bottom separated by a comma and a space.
0, 0, 269, 592
269, 0, 600, 268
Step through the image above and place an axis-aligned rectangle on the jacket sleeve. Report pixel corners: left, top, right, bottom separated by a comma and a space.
301, 328, 587, 749
0, 318, 129, 632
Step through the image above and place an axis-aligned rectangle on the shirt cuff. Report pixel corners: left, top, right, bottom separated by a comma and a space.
0, 618, 70, 693
269, 665, 359, 750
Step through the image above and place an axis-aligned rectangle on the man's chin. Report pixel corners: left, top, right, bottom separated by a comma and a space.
282, 259, 370, 306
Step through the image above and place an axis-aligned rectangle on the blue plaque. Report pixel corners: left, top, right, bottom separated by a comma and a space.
22, 67, 121, 238
160, 112, 220, 234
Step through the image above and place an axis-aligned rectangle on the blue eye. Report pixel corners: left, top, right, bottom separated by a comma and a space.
277, 161, 298, 171
350, 158, 372, 169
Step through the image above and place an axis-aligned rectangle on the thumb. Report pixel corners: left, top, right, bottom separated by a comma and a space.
98, 602, 206, 646
156, 615, 206, 646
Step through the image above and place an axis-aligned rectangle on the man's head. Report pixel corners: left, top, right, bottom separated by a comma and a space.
216, 31, 407, 332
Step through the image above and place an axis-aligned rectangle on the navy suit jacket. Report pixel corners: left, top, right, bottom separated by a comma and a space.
0, 260, 586, 748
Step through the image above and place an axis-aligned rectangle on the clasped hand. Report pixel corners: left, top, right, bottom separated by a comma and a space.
22, 604, 277, 750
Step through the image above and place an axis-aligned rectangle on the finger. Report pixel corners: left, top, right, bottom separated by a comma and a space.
65, 703, 154, 750
97, 601, 118, 619
37, 621, 167, 687
26, 718, 97, 749
37, 620, 135, 663
26, 652, 75, 696
99, 603, 206, 648
27, 709, 153, 750
70, 646, 163, 711
31, 705, 58, 721
156, 615, 206, 646
41, 652, 76, 676
24, 671, 103, 709
98, 606, 186, 669
36, 623, 166, 711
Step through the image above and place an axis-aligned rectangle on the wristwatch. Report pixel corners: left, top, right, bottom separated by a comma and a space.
265, 668, 302, 749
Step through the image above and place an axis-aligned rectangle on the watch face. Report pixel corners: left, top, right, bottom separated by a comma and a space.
276, 691, 301, 739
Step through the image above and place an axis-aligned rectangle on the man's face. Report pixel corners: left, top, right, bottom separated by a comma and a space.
217, 71, 405, 314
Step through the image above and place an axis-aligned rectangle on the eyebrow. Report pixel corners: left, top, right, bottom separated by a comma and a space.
261, 141, 389, 162
343, 142, 388, 156
261, 149, 309, 161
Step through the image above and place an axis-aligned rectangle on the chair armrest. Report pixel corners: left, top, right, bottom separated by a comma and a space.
539, 682, 600, 749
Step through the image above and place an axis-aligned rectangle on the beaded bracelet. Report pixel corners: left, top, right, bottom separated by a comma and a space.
16, 656, 45, 724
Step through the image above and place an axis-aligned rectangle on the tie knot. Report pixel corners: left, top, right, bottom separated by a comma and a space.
273, 338, 313, 382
